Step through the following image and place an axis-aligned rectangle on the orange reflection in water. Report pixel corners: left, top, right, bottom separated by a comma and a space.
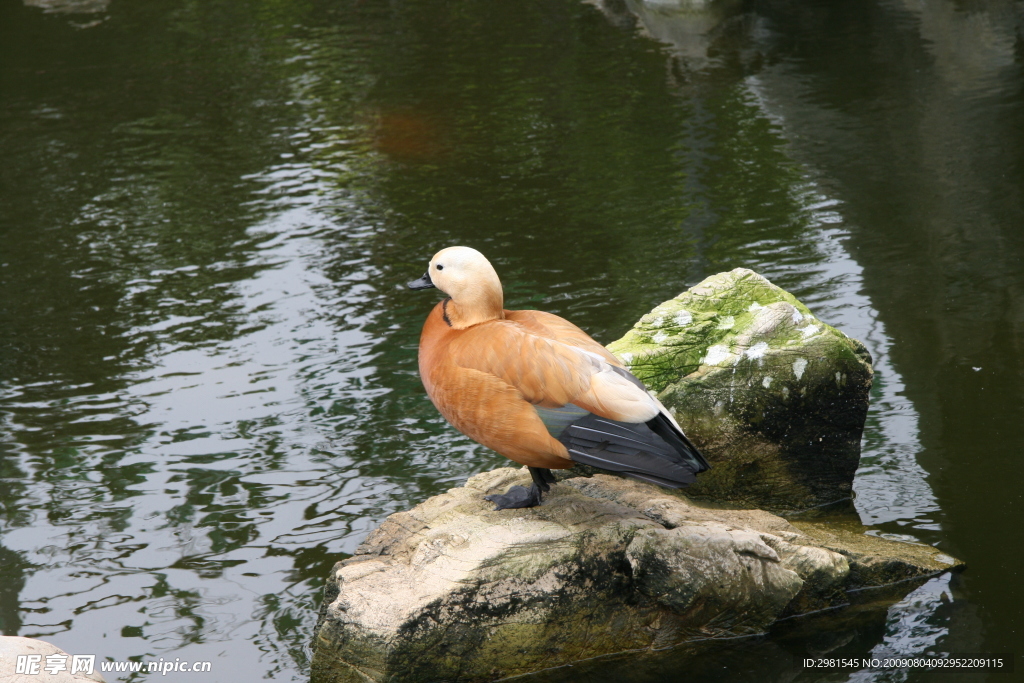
371, 108, 448, 162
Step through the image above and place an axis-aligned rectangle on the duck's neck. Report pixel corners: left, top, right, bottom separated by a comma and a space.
446, 284, 504, 329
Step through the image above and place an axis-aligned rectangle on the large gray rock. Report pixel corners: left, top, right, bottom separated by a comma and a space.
607, 268, 874, 511
311, 468, 961, 683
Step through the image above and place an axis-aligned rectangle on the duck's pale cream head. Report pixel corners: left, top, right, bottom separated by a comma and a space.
407, 246, 504, 326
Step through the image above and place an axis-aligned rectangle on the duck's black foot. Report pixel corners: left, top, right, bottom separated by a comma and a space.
528, 466, 556, 492
485, 483, 544, 510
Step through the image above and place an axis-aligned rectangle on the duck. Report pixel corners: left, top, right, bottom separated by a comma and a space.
407, 246, 710, 510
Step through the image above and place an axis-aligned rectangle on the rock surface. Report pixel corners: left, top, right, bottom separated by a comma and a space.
0, 637, 106, 683
311, 468, 961, 683
607, 268, 874, 512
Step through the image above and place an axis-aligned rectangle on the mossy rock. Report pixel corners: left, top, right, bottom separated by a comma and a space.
607, 268, 874, 512
310, 469, 961, 683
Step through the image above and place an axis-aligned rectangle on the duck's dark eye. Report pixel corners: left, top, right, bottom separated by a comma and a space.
436, 264, 444, 271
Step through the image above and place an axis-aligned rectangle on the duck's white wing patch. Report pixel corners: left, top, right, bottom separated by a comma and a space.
574, 351, 660, 423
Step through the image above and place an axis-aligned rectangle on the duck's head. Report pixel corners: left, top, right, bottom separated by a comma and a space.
407, 246, 504, 326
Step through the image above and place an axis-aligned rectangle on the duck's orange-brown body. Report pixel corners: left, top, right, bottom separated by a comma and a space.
409, 246, 708, 505
418, 300, 631, 469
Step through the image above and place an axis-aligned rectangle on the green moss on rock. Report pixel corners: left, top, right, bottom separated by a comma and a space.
607, 268, 873, 511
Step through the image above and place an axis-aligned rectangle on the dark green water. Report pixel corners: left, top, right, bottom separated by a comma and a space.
1, 0, 1020, 680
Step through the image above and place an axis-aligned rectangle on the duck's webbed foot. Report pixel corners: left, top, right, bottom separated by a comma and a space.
484, 467, 556, 510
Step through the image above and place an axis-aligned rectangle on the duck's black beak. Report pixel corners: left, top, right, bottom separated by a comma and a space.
407, 271, 436, 290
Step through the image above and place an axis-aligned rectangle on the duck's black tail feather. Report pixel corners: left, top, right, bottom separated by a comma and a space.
559, 412, 710, 489
645, 411, 711, 473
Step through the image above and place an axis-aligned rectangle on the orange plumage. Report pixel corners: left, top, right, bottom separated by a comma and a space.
408, 246, 708, 509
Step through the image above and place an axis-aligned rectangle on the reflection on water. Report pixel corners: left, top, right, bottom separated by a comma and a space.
586, 0, 744, 67
2, 0, 1018, 680
23, 0, 109, 16
849, 577, 956, 683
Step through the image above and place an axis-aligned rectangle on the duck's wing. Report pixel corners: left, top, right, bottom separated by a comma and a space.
451, 318, 656, 422
504, 309, 625, 367
451, 317, 710, 485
